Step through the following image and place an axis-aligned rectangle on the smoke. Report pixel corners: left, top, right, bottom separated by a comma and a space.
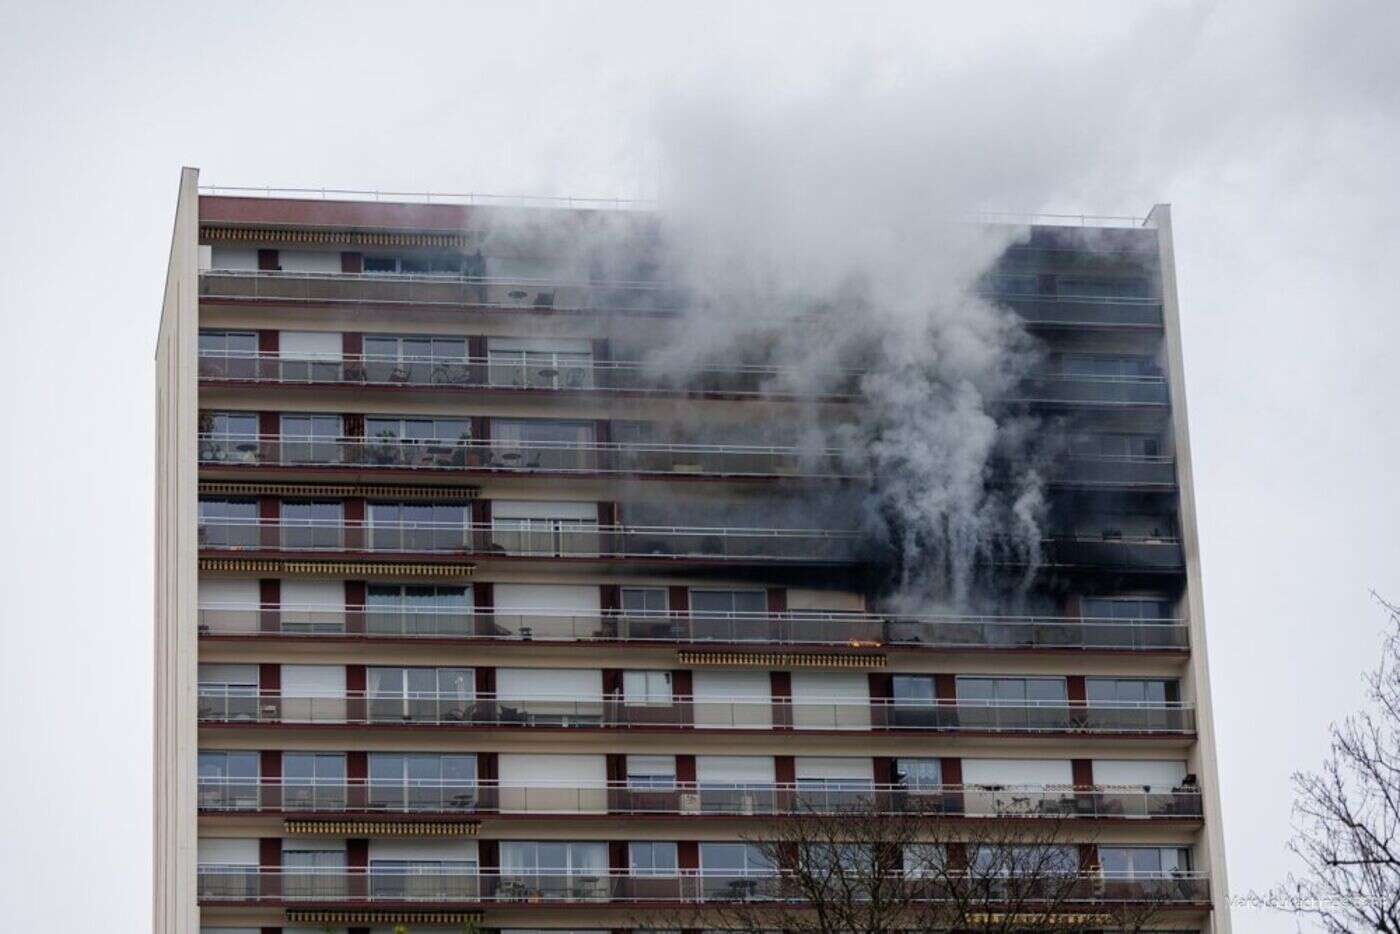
623, 78, 1090, 612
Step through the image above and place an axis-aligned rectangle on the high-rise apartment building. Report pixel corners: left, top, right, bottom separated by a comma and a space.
156, 167, 1230, 933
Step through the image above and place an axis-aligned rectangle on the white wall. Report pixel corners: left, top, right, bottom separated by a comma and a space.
961, 759, 1074, 786
1093, 759, 1188, 788
196, 838, 257, 865
278, 250, 342, 274
209, 246, 256, 270
696, 756, 775, 783
692, 670, 771, 729
279, 330, 342, 359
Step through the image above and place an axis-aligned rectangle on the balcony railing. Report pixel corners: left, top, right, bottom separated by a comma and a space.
200, 269, 684, 313
1015, 374, 1170, 407
195, 518, 860, 563
990, 293, 1163, 329
197, 350, 861, 400
197, 778, 1203, 820
196, 691, 1196, 734
195, 866, 1210, 905
198, 434, 852, 479
196, 606, 1190, 652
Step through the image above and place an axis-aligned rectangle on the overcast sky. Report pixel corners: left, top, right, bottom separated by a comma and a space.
1, 1, 1397, 929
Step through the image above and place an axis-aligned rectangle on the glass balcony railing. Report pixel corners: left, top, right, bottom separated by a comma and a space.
196, 606, 1190, 652
195, 518, 861, 563
199, 269, 684, 313
200, 268, 1166, 332
196, 778, 1203, 820
197, 351, 861, 400
1015, 374, 1170, 407
195, 866, 1210, 905
197, 434, 852, 479
196, 690, 1196, 734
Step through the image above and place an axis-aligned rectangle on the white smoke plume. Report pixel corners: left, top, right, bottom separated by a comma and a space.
626, 80, 1084, 611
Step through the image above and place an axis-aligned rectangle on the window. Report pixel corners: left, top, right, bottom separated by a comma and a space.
368, 502, 469, 553
279, 414, 342, 465
1086, 678, 1172, 705
199, 413, 259, 464
364, 418, 472, 468
369, 753, 477, 811
957, 677, 1068, 704
366, 584, 472, 637
198, 499, 258, 549
198, 330, 258, 379
368, 667, 474, 722
1070, 432, 1161, 458
362, 334, 469, 385
282, 844, 346, 897
499, 841, 608, 898
893, 758, 943, 791
630, 842, 678, 876
491, 513, 600, 557
626, 756, 676, 789
197, 751, 259, 809
279, 500, 343, 550
197, 664, 258, 720
622, 670, 673, 706
1056, 276, 1151, 299
363, 253, 466, 276
691, 589, 768, 641
488, 346, 593, 390
903, 843, 947, 877
1081, 597, 1173, 621
970, 845, 1077, 876
283, 752, 346, 810
490, 419, 597, 471
698, 843, 775, 899
1099, 846, 1190, 877
621, 587, 668, 615
1059, 354, 1158, 379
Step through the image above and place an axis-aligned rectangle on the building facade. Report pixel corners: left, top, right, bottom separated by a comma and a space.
155, 168, 1230, 933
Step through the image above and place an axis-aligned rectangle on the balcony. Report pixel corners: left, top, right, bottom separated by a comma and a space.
195, 866, 1210, 906
197, 778, 1202, 821
199, 269, 683, 313
196, 606, 1190, 652
196, 691, 1196, 735
992, 293, 1163, 329
196, 518, 861, 564
198, 434, 852, 480
197, 350, 860, 400
1044, 535, 1185, 572
1014, 374, 1170, 408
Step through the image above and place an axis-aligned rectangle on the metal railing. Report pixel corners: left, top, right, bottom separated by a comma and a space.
200, 185, 656, 210
200, 269, 683, 313
1015, 374, 1169, 406
195, 518, 861, 563
195, 866, 1208, 904
197, 350, 861, 399
196, 605, 1190, 651
196, 691, 1196, 734
197, 778, 1202, 820
197, 434, 852, 479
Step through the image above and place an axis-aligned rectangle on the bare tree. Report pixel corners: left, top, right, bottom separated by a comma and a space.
1283, 596, 1400, 932
646, 796, 1174, 933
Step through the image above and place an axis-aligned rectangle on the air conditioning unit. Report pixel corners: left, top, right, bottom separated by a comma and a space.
680, 793, 702, 814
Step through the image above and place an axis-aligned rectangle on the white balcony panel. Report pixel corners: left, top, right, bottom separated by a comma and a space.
282, 665, 346, 696
369, 838, 478, 862
791, 671, 870, 730
499, 754, 607, 813
278, 250, 342, 274
496, 667, 602, 699
279, 329, 343, 359
210, 246, 257, 270
693, 670, 771, 730
488, 336, 593, 354
493, 584, 600, 613
961, 759, 1074, 786
1092, 759, 1188, 787
198, 579, 260, 633
198, 663, 258, 685
492, 500, 599, 521
696, 756, 775, 784
786, 589, 866, 612
795, 757, 873, 781
282, 836, 346, 852
197, 837, 258, 865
